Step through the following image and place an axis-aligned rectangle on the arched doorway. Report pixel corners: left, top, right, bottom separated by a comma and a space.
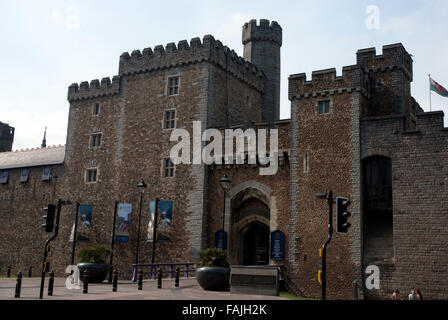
362, 155, 394, 263
242, 222, 270, 265
229, 186, 271, 265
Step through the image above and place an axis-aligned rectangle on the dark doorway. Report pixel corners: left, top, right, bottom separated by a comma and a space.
242, 222, 270, 265
362, 156, 394, 263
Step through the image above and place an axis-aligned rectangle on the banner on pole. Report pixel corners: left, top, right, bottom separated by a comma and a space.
115, 203, 132, 243
70, 204, 93, 242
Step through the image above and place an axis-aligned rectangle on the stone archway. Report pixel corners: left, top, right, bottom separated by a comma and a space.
227, 181, 274, 265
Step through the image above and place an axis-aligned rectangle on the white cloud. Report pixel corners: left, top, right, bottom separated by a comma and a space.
51, 5, 80, 31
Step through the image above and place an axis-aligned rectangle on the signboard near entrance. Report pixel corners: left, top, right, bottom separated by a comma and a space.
214, 230, 228, 250
270, 230, 285, 260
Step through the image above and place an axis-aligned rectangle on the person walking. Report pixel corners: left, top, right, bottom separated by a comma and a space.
408, 290, 417, 300
391, 289, 399, 300
416, 289, 423, 300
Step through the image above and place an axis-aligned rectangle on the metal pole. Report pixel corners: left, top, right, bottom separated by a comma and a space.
151, 198, 159, 264
70, 202, 80, 266
221, 190, 226, 250
108, 201, 118, 284
39, 199, 63, 300
321, 190, 333, 301
135, 193, 144, 266
429, 74, 432, 112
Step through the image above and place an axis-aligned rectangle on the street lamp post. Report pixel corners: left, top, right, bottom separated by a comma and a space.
134, 180, 147, 267
219, 175, 231, 250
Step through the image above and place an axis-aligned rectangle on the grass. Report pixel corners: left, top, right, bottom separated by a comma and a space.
279, 291, 318, 300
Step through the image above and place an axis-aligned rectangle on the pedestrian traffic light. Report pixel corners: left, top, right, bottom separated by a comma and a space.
336, 197, 351, 234
42, 204, 56, 233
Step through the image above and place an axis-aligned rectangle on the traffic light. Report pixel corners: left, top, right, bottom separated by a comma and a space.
42, 204, 56, 233
336, 197, 351, 234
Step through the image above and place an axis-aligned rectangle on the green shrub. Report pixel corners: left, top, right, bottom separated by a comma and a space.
199, 248, 229, 268
79, 245, 111, 263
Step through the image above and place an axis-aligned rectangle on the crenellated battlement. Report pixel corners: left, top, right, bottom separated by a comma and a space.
68, 76, 120, 102
242, 19, 282, 46
288, 65, 364, 100
356, 43, 413, 80
119, 35, 265, 92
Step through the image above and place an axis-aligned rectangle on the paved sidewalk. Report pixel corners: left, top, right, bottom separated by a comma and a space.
0, 277, 288, 300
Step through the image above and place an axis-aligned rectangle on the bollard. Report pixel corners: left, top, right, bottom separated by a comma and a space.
175, 267, 180, 288
28, 266, 32, 278
112, 270, 118, 292
7, 266, 11, 278
14, 272, 22, 298
157, 268, 162, 289
83, 270, 88, 294
138, 269, 143, 290
48, 271, 55, 296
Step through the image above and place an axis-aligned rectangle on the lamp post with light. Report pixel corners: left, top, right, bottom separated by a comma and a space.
219, 175, 231, 250
134, 180, 147, 267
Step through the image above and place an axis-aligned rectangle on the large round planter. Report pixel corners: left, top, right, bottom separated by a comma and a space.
196, 267, 230, 291
77, 263, 110, 283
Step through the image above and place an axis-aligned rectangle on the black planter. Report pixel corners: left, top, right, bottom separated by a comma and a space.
77, 263, 110, 283
196, 267, 230, 291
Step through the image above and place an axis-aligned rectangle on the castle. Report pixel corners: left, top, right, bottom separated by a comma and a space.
0, 19, 447, 300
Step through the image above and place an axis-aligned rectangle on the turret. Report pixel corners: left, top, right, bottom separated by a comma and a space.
242, 19, 282, 122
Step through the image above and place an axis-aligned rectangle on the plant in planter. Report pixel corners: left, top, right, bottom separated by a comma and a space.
77, 245, 111, 283
196, 248, 230, 291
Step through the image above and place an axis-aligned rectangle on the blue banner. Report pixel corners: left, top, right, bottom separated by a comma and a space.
270, 230, 285, 260
115, 203, 132, 243
214, 230, 228, 250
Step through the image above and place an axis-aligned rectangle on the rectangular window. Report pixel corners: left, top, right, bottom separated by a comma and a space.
93, 103, 100, 115
163, 159, 175, 178
86, 168, 98, 183
164, 110, 176, 129
303, 152, 310, 173
20, 169, 30, 183
0, 171, 8, 184
318, 100, 330, 114
167, 76, 179, 96
91, 133, 102, 148
42, 167, 51, 181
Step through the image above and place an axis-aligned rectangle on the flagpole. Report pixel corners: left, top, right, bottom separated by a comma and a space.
428, 74, 432, 112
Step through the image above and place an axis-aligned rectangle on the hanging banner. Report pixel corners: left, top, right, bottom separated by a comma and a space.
115, 203, 132, 243
270, 230, 285, 260
147, 200, 156, 242
214, 230, 228, 250
158, 200, 173, 242
70, 204, 93, 242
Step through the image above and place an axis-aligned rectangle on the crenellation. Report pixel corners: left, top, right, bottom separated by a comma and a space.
288, 65, 363, 100
118, 35, 264, 92
242, 18, 282, 46
68, 76, 120, 102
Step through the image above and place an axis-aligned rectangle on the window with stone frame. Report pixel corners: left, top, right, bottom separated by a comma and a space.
162, 158, 175, 178
164, 110, 176, 129
93, 103, 100, 116
90, 133, 102, 148
318, 100, 331, 114
86, 168, 98, 183
0, 171, 8, 184
20, 169, 30, 183
167, 76, 180, 96
42, 167, 52, 181
303, 152, 310, 173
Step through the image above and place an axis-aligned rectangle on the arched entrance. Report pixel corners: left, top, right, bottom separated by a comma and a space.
228, 186, 271, 265
242, 222, 270, 265
362, 155, 394, 263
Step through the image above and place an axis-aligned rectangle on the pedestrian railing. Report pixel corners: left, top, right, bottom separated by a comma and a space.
131, 262, 195, 282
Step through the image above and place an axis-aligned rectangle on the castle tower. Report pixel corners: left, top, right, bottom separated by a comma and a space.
0, 122, 14, 152
242, 19, 282, 122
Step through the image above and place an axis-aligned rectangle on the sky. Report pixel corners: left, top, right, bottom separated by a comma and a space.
0, 0, 447, 150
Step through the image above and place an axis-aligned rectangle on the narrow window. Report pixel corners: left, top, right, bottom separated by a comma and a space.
167, 76, 180, 96
318, 100, 330, 114
164, 110, 176, 129
91, 133, 102, 148
0, 171, 8, 184
303, 152, 310, 173
93, 103, 100, 115
20, 169, 30, 183
163, 159, 175, 177
86, 168, 98, 183
42, 167, 51, 181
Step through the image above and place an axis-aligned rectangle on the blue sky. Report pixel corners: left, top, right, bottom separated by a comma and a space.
1, 0, 447, 150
